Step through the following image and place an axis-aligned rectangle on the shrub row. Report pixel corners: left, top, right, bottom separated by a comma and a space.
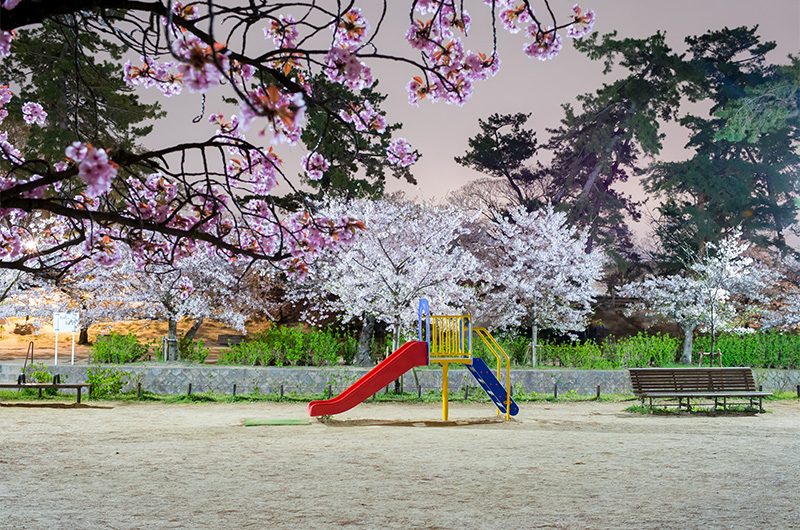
218, 326, 358, 366
693, 331, 800, 369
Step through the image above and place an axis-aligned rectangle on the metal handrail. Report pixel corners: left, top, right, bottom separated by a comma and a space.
474, 328, 512, 421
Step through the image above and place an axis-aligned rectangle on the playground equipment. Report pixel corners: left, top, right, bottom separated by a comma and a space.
307, 299, 518, 420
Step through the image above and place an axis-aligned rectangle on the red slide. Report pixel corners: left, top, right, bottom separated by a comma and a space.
307, 341, 428, 416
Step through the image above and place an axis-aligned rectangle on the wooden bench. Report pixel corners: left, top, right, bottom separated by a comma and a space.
0, 375, 92, 403
629, 367, 772, 412
218, 334, 246, 346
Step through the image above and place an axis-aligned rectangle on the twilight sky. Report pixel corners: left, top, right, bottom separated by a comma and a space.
375, 0, 800, 201
147, 1, 799, 241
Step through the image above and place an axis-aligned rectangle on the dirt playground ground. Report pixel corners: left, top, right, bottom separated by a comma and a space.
1, 400, 798, 529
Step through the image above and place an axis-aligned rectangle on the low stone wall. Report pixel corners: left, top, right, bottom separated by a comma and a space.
2, 363, 799, 396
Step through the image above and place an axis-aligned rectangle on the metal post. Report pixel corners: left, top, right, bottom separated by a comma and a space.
232, 384, 236, 397
327, 385, 332, 399
442, 362, 449, 420
554, 382, 558, 400
280, 384, 284, 399
137, 383, 142, 399
188, 383, 192, 395
596, 385, 601, 399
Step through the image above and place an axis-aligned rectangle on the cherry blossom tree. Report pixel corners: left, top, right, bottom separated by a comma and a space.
296, 196, 484, 366
761, 254, 800, 331
1, 1, 595, 281
620, 230, 779, 364
82, 245, 252, 360
478, 204, 605, 366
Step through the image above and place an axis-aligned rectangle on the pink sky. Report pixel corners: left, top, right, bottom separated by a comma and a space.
145, 1, 799, 244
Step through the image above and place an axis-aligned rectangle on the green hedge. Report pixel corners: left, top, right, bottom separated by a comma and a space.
218, 326, 357, 366
90, 332, 149, 363
693, 331, 800, 368
533, 332, 680, 369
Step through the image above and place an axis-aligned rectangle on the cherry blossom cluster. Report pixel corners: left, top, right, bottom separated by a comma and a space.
65, 142, 118, 198
209, 112, 282, 194
481, 204, 605, 338
123, 56, 184, 97
294, 197, 483, 338
405, 1, 594, 104
0, 30, 12, 58
0, 87, 22, 167
301, 152, 330, 181
239, 85, 305, 143
386, 138, 418, 167
1, 0, 21, 11
338, 101, 387, 133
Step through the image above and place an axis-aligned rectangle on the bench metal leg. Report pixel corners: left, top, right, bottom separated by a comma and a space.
77, 387, 81, 404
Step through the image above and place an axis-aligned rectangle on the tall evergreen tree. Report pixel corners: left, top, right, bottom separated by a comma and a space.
644, 27, 799, 265
2, 16, 164, 160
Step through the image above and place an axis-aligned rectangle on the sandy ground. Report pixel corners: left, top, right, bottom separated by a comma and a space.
1, 400, 798, 529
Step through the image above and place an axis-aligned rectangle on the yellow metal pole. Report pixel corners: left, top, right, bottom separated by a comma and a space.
442, 362, 449, 421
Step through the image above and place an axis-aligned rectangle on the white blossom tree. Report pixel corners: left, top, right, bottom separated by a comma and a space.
299, 196, 484, 366
621, 230, 779, 364
761, 254, 800, 331
478, 204, 605, 366
85, 247, 251, 360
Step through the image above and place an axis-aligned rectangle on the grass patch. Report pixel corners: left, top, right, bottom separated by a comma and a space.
626, 403, 765, 415
3, 388, 797, 406
243, 418, 311, 426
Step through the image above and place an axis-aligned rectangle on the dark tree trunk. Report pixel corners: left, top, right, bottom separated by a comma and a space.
355, 314, 376, 367
182, 317, 205, 343
680, 324, 695, 365
77, 326, 90, 345
167, 317, 179, 361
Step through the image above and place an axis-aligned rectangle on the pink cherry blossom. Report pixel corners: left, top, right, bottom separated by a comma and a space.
21, 102, 47, 126
524, 24, 563, 61
65, 141, 89, 163
324, 47, 374, 91
566, 5, 596, 39
386, 138, 417, 167
0, 31, 13, 58
405, 20, 437, 52
0, 85, 11, 106
84, 231, 123, 267
177, 277, 195, 300
239, 85, 305, 144
172, 34, 229, 93
0, 131, 23, 163
338, 101, 386, 133
1, 0, 22, 10
72, 145, 117, 198
301, 152, 330, 181
334, 8, 371, 49
500, 4, 533, 34
264, 14, 299, 49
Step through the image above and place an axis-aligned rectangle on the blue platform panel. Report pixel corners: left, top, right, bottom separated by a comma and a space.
467, 357, 519, 416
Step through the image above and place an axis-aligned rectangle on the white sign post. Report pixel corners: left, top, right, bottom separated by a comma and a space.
54, 312, 79, 365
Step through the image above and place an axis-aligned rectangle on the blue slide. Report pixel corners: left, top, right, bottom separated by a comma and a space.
467, 357, 519, 416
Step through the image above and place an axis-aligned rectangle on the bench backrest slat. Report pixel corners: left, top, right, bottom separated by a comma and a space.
629, 368, 757, 394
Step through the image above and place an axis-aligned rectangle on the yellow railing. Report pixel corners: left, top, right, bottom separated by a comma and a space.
474, 327, 512, 421
428, 314, 472, 362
